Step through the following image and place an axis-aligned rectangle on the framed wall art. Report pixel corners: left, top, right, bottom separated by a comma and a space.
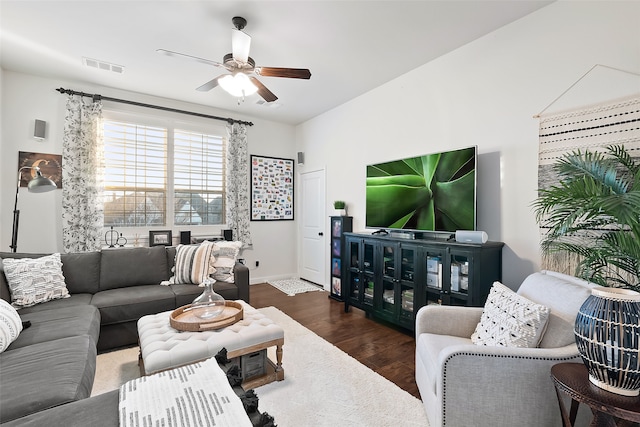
149, 230, 172, 246
18, 151, 63, 188
250, 155, 294, 221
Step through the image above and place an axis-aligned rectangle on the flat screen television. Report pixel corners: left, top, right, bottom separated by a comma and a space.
365, 145, 477, 234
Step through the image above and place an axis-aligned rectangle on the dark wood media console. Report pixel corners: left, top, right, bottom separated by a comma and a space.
342, 232, 504, 331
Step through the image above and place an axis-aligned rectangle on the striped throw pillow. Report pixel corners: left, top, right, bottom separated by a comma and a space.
0, 299, 23, 352
3, 253, 70, 308
173, 242, 216, 285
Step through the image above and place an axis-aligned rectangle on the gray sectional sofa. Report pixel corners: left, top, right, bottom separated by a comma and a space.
0, 245, 250, 424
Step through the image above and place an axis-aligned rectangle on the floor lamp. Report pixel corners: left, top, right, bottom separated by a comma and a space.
11, 166, 57, 253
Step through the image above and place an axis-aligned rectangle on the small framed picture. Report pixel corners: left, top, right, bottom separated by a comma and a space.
332, 258, 341, 277
332, 218, 342, 237
332, 277, 341, 296
332, 239, 341, 257
149, 230, 172, 246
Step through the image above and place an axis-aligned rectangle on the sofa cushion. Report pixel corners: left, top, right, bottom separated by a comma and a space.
0, 252, 50, 303
170, 284, 205, 307
172, 242, 216, 285
91, 285, 176, 324
0, 335, 97, 423
517, 271, 595, 348
8, 305, 100, 350
471, 282, 550, 348
170, 282, 239, 307
99, 246, 168, 290
2, 253, 70, 308
0, 252, 100, 301
1, 389, 120, 427
15, 293, 93, 315
0, 299, 22, 352
60, 251, 101, 294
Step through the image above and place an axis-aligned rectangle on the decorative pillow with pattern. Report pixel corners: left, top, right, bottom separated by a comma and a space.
0, 299, 23, 352
471, 281, 550, 348
172, 242, 217, 285
211, 241, 242, 283
2, 253, 70, 308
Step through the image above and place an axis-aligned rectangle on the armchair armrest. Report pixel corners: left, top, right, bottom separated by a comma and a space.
415, 304, 483, 338
437, 343, 584, 427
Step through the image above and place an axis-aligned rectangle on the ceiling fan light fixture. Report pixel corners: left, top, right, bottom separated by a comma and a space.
231, 29, 251, 64
219, 73, 258, 97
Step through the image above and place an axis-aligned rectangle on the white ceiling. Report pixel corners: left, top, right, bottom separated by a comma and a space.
0, 1, 553, 125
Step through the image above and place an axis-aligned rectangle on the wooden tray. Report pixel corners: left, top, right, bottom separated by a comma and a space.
170, 301, 244, 332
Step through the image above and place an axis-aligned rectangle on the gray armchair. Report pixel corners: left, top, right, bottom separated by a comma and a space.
415, 271, 596, 427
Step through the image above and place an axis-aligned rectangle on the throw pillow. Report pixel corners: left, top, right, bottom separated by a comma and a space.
2, 253, 70, 308
211, 241, 242, 283
471, 281, 550, 348
0, 299, 23, 353
172, 242, 217, 285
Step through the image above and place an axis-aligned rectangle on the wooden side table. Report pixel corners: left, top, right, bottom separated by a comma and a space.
551, 363, 640, 427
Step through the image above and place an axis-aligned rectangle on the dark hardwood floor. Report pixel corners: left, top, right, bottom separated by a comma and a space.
249, 283, 420, 399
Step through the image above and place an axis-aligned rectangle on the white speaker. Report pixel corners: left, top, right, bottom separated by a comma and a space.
34, 119, 46, 140
455, 230, 488, 244
297, 151, 304, 165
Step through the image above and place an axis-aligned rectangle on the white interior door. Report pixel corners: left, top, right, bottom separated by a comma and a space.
300, 169, 326, 287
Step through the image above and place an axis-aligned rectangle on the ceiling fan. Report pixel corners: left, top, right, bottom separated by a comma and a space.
157, 16, 311, 103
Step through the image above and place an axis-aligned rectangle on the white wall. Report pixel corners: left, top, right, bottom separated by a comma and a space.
297, 1, 640, 288
0, 71, 298, 283
2, 2, 639, 289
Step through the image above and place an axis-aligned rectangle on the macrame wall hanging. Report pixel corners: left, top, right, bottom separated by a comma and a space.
535, 64, 640, 274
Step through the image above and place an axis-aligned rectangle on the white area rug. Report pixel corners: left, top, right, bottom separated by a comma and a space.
92, 346, 140, 396
257, 307, 429, 426
92, 307, 429, 426
267, 278, 323, 296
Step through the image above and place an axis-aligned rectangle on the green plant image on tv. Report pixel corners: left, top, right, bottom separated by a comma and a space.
366, 147, 476, 231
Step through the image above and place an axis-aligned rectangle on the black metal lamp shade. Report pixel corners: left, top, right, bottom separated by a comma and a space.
10, 166, 57, 252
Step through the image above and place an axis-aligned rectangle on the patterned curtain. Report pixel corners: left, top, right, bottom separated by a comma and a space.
537, 94, 640, 273
62, 96, 105, 252
226, 122, 252, 247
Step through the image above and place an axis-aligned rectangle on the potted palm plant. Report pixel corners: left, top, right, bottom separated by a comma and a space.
532, 144, 640, 396
532, 144, 640, 291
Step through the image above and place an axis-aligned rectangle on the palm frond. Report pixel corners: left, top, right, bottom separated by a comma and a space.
533, 145, 640, 291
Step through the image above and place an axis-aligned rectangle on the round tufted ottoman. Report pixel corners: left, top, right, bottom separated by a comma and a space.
137, 300, 284, 388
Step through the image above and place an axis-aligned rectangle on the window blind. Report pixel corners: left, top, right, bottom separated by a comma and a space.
173, 129, 226, 225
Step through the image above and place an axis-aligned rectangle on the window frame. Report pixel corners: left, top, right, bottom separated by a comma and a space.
101, 108, 228, 242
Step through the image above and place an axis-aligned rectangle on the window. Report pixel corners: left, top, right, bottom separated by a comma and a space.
102, 112, 226, 229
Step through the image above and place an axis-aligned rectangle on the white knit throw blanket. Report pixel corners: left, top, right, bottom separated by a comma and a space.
119, 358, 252, 427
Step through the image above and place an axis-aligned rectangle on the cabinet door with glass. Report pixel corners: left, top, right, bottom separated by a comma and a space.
420, 246, 448, 306
447, 250, 473, 306
377, 241, 420, 328
344, 235, 375, 312
398, 243, 419, 327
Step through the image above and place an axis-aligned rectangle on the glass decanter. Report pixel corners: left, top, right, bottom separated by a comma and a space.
190, 278, 226, 319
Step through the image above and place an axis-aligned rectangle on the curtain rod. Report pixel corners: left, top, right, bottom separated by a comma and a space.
56, 87, 254, 126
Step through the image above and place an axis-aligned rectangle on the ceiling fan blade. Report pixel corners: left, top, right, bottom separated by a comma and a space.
156, 48, 227, 69
250, 77, 278, 102
231, 29, 251, 63
196, 76, 224, 92
256, 67, 311, 79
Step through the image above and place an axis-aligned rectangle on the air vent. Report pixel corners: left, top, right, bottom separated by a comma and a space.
83, 57, 124, 74
255, 100, 282, 109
